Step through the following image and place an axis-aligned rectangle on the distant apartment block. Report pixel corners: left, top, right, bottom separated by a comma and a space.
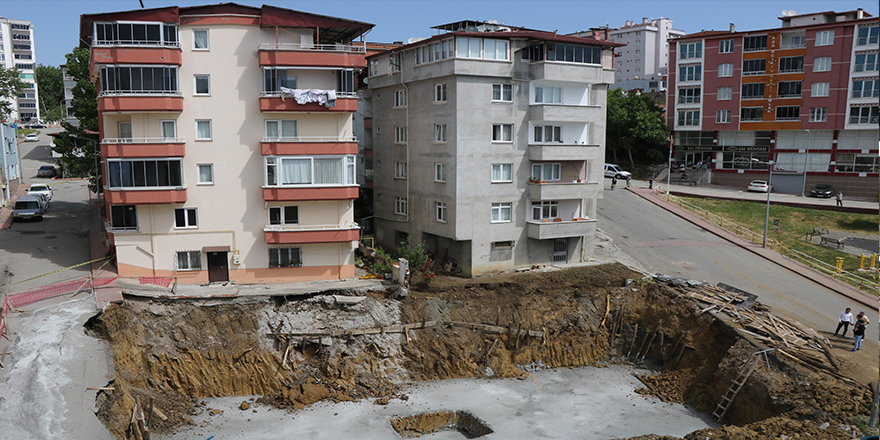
667, 9, 878, 198
0, 16, 40, 122
607, 18, 685, 90
61, 64, 79, 127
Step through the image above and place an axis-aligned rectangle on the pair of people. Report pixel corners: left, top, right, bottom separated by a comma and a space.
836, 308, 869, 351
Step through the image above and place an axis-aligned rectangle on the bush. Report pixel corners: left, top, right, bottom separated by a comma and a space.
399, 237, 436, 287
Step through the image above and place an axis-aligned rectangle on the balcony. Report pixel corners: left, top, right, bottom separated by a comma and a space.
526, 218, 597, 240
528, 144, 597, 161
102, 138, 185, 158
263, 186, 358, 201
105, 188, 187, 205
260, 136, 357, 156
529, 63, 614, 84
91, 47, 181, 66
98, 92, 183, 112
258, 43, 366, 68
260, 91, 358, 113
529, 105, 602, 123
528, 181, 599, 200
264, 222, 360, 244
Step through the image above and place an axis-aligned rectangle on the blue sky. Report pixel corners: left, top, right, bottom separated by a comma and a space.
1, 0, 875, 67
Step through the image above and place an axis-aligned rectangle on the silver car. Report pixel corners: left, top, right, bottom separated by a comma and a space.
12, 194, 48, 221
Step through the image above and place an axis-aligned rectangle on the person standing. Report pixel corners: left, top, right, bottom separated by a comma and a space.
836, 191, 843, 207
626, 175, 632, 188
611, 176, 617, 190
851, 315, 866, 351
834, 308, 854, 336
648, 175, 654, 189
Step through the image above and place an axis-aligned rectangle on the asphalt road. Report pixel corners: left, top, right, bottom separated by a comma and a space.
597, 183, 878, 367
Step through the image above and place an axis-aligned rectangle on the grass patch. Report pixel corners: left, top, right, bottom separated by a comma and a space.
679, 196, 878, 274
16, 128, 37, 137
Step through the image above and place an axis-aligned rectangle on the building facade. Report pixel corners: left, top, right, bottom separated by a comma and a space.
608, 17, 685, 89
81, 4, 372, 284
0, 16, 40, 123
667, 9, 879, 198
61, 65, 79, 127
0, 122, 20, 206
367, 21, 620, 276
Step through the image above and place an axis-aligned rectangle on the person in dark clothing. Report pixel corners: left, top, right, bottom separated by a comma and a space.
648, 175, 654, 189
611, 177, 617, 190
851, 316, 866, 351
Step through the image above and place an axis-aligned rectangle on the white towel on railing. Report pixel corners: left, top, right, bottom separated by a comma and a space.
279, 87, 336, 108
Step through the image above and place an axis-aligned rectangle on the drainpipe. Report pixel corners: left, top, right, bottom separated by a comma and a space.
399, 50, 410, 223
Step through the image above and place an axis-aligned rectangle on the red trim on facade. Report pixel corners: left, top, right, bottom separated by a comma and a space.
262, 186, 358, 201
105, 189, 187, 204
179, 16, 259, 26
260, 97, 357, 112
259, 50, 365, 68
102, 142, 186, 158
260, 141, 357, 156
92, 47, 182, 66
98, 96, 183, 112
264, 228, 359, 244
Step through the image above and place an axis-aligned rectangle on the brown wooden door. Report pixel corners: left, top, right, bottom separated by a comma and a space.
207, 251, 229, 282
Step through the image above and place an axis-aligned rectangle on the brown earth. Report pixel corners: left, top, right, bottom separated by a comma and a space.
85, 264, 875, 439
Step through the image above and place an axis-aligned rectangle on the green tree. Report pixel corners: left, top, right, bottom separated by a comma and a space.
51, 48, 100, 192
35, 64, 63, 121
605, 88, 669, 168
0, 66, 26, 120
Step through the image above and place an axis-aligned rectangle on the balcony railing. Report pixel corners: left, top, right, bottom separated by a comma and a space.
263, 221, 359, 232
261, 136, 357, 143
98, 90, 182, 97
780, 42, 806, 49
94, 39, 181, 48
102, 137, 184, 144
778, 68, 804, 74
258, 42, 365, 53
742, 70, 766, 76
104, 220, 138, 233
777, 93, 801, 98
260, 91, 358, 99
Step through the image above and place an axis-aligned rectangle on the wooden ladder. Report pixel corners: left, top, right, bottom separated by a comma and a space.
712, 352, 761, 423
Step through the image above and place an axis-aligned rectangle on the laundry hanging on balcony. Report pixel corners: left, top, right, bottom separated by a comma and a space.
280, 87, 336, 108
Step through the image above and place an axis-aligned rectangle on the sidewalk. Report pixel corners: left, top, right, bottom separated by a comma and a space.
626, 184, 878, 311
88, 191, 124, 308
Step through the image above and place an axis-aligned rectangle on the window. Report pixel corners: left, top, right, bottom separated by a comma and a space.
456, 37, 483, 59
854, 53, 879, 72
778, 56, 804, 73
741, 83, 765, 99
99, 66, 179, 94
719, 40, 734, 54
849, 106, 879, 124
107, 159, 182, 188
394, 90, 407, 107
435, 163, 447, 182
531, 163, 561, 181
491, 164, 513, 182
394, 126, 407, 143
368, 59, 378, 77
678, 88, 701, 104
268, 206, 299, 225
491, 202, 511, 223
492, 124, 513, 142
717, 86, 732, 100
269, 247, 301, 268
109, 205, 138, 230
389, 53, 400, 72
811, 82, 830, 97
777, 81, 802, 98
118, 122, 132, 141
533, 125, 562, 143
531, 201, 559, 221
716, 110, 731, 123
264, 156, 356, 186
161, 120, 177, 140
718, 63, 733, 77
815, 30, 834, 46
483, 39, 510, 60
435, 202, 447, 222
835, 153, 879, 172
857, 26, 879, 45
434, 124, 447, 142
434, 83, 447, 102
394, 197, 408, 215
493, 84, 512, 102
415, 38, 454, 64
394, 162, 407, 179
853, 79, 879, 98
193, 74, 210, 95
743, 35, 768, 51
193, 29, 209, 50
262, 68, 297, 92
265, 120, 297, 140
534, 86, 562, 103
176, 251, 201, 271
678, 65, 701, 82
174, 208, 197, 228
94, 22, 178, 47
813, 56, 832, 72
544, 43, 602, 64
742, 59, 766, 76
679, 42, 702, 59
809, 107, 828, 122
677, 110, 700, 126
775, 106, 800, 121
741, 107, 764, 122
197, 164, 213, 184
195, 120, 212, 140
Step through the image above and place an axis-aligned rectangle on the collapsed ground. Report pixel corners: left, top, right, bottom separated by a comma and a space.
84, 264, 875, 439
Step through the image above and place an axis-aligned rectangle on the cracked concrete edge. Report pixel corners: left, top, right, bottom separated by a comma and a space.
627, 187, 878, 311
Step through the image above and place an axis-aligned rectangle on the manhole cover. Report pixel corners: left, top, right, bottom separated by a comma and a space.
390, 410, 492, 438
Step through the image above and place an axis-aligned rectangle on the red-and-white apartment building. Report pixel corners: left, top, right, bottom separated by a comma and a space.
80, 4, 373, 284
667, 9, 878, 198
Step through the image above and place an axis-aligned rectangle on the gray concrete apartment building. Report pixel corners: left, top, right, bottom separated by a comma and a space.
0, 16, 40, 123
608, 17, 685, 91
366, 20, 622, 276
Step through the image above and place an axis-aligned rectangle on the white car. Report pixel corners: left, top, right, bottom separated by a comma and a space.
25, 133, 39, 142
27, 184, 53, 202
747, 180, 772, 193
604, 164, 632, 179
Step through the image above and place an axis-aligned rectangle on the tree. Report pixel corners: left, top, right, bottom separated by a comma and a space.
0, 66, 26, 121
35, 64, 63, 122
51, 47, 100, 192
605, 88, 669, 168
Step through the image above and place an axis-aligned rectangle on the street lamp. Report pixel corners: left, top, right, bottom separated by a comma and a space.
752, 158, 774, 248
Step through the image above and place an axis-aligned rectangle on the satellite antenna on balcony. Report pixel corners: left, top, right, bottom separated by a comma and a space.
781, 10, 797, 16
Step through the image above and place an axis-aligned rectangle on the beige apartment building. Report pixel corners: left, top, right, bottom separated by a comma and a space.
81, 4, 372, 284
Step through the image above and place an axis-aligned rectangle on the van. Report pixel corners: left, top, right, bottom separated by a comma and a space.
604, 164, 632, 179
12, 194, 48, 221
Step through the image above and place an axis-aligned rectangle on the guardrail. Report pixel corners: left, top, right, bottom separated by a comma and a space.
260, 136, 357, 143
258, 42, 365, 53
98, 90, 182, 97
102, 137, 184, 144
94, 40, 181, 48
264, 222, 359, 232
260, 91, 359, 99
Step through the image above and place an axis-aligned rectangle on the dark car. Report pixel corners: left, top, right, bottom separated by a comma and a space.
810, 184, 835, 198
37, 165, 57, 178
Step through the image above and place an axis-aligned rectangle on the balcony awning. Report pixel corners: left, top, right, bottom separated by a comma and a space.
203, 246, 231, 253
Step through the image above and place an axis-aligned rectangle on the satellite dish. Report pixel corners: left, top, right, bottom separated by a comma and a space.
789, 10, 796, 16
781, 10, 789, 16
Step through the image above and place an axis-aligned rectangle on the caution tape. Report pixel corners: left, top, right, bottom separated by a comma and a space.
1, 205, 92, 219
12, 255, 113, 285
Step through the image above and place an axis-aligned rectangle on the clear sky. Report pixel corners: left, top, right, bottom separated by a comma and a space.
1, 0, 875, 67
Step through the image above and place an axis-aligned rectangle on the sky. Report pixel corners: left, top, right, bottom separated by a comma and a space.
0, 0, 875, 67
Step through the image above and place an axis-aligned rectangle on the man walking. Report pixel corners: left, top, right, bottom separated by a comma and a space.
836, 191, 843, 207
648, 175, 654, 189
611, 176, 617, 191
851, 314, 867, 351
834, 308, 854, 336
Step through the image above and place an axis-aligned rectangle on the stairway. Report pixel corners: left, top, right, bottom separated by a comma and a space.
712, 352, 761, 423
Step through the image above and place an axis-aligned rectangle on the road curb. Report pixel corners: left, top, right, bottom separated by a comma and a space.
627, 186, 878, 311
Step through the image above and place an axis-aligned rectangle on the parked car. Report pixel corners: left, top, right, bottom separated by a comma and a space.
747, 180, 772, 193
12, 194, 48, 221
24, 133, 39, 142
604, 163, 632, 179
27, 184, 53, 201
809, 184, 835, 198
37, 165, 57, 178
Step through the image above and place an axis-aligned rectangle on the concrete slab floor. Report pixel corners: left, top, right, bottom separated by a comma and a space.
160, 365, 719, 440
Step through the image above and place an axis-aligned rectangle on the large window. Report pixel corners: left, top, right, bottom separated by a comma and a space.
535, 86, 562, 103
492, 124, 513, 142
492, 164, 513, 182
677, 110, 700, 126
811, 82, 830, 97
531, 201, 559, 221
456, 37, 483, 59
678, 88, 701, 104
532, 163, 561, 181
493, 84, 512, 102
742, 59, 766, 76
534, 125, 562, 143
543, 42, 601, 64
717, 86, 732, 100
100, 66, 179, 94
394, 197, 408, 215
809, 107, 827, 122
265, 120, 297, 140
777, 81, 801, 98
268, 206, 299, 225
857, 26, 879, 45
835, 153, 879, 173
741, 107, 764, 122
107, 159, 182, 188
110, 205, 138, 230
483, 39, 510, 60
743, 35, 767, 52
679, 42, 702, 59
678, 65, 701, 81
854, 53, 879, 72
94, 22, 179, 46
269, 247, 301, 268
778, 56, 804, 73
262, 68, 297, 93
813, 56, 831, 72
176, 251, 201, 271
718, 63, 733, 77
849, 106, 879, 124
719, 40, 735, 54
775, 106, 800, 121
264, 156, 356, 186
815, 30, 834, 46
416, 38, 454, 64
741, 83, 765, 99
174, 208, 198, 228
491, 202, 511, 223
852, 79, 879, 98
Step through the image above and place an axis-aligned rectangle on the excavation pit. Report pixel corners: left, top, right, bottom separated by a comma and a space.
390, 410, 492, 438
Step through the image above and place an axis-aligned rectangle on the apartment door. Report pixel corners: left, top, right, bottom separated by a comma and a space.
552, 239, 568, 263
207, 251, 229, 283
